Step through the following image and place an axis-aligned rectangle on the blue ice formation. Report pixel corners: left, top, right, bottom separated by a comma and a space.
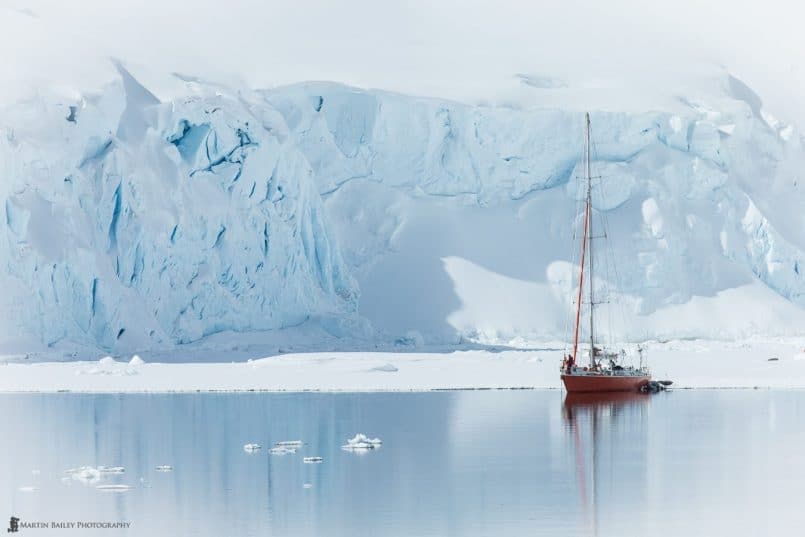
0, 68, 803, 351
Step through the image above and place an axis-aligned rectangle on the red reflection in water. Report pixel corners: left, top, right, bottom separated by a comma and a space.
563, 391, 650, 536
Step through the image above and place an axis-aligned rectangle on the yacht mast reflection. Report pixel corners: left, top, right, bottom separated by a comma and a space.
563, 392, 650, 536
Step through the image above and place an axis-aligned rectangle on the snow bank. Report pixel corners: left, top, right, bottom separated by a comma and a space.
2, 342, 803, 391
78, 357, 140, 377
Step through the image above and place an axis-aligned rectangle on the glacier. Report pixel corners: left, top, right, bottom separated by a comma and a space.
0, 68, 360, 352
1, 68, 804, 354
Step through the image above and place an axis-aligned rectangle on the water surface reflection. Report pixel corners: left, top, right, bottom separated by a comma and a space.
0, 390, 802, 536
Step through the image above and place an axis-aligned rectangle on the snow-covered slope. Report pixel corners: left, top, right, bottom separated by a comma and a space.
1, 68, 803, 354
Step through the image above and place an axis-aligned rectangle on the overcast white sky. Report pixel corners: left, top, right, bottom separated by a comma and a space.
2, 0, 804, 124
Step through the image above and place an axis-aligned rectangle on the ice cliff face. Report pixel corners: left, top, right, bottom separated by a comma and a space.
0, 69, 358, 351
265, 80, 805, 342
1, 70, 803, 352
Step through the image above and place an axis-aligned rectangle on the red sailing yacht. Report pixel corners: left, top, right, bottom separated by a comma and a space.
560, 113, 651, 393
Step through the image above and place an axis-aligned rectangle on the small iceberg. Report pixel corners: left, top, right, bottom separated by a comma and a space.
81, 357, 139, 376
18, 486, 38, 492
65, 465, 124, 484
155, 465, 173, 472
96, 484, 131, 492
303, 456, 323, 464
243, 443, 262, 453
65, 466, 102, 484
303, 483, 313, 489
342, 433, 383, 452
275, 440, 303, 448
269, 446, 296, 455
129, 355, 145, 366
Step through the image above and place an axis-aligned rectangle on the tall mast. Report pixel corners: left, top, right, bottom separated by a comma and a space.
586, 113, 595, 368
571, 114, 592, 364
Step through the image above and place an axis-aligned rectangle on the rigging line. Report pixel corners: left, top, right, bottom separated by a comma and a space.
564, 172, 582, 351
594, 151, 625, 338
571, 162, 591, 362
565, 132, 587, 352
563, 213, 576, 350
573, 193, 590, 363
592, 130, 632, 363
591, 129, 621, 354
587, 122, 608, 352
590, 136, 616, 351
586, 113, 595, 368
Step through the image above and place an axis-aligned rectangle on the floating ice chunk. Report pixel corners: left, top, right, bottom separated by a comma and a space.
342, 433, 383, 451
274, 440, 303, 447
243, 443, 262, 453
129, 355, 145, 365
303, 457, 323, 464
303, 483, 313, 489
81, 358, 139, 377
66, 466, 102, 484
96, 485, 131, 492
269, 447, 296, 455
98, 466, 125, 474
18, 486, 38, 492
155, 465, 173, 472
371, 363, 398, 372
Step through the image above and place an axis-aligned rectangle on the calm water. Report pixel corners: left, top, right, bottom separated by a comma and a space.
1, 390, 803, 536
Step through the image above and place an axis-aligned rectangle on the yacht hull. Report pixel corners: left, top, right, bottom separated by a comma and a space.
561, 373, 650, 393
